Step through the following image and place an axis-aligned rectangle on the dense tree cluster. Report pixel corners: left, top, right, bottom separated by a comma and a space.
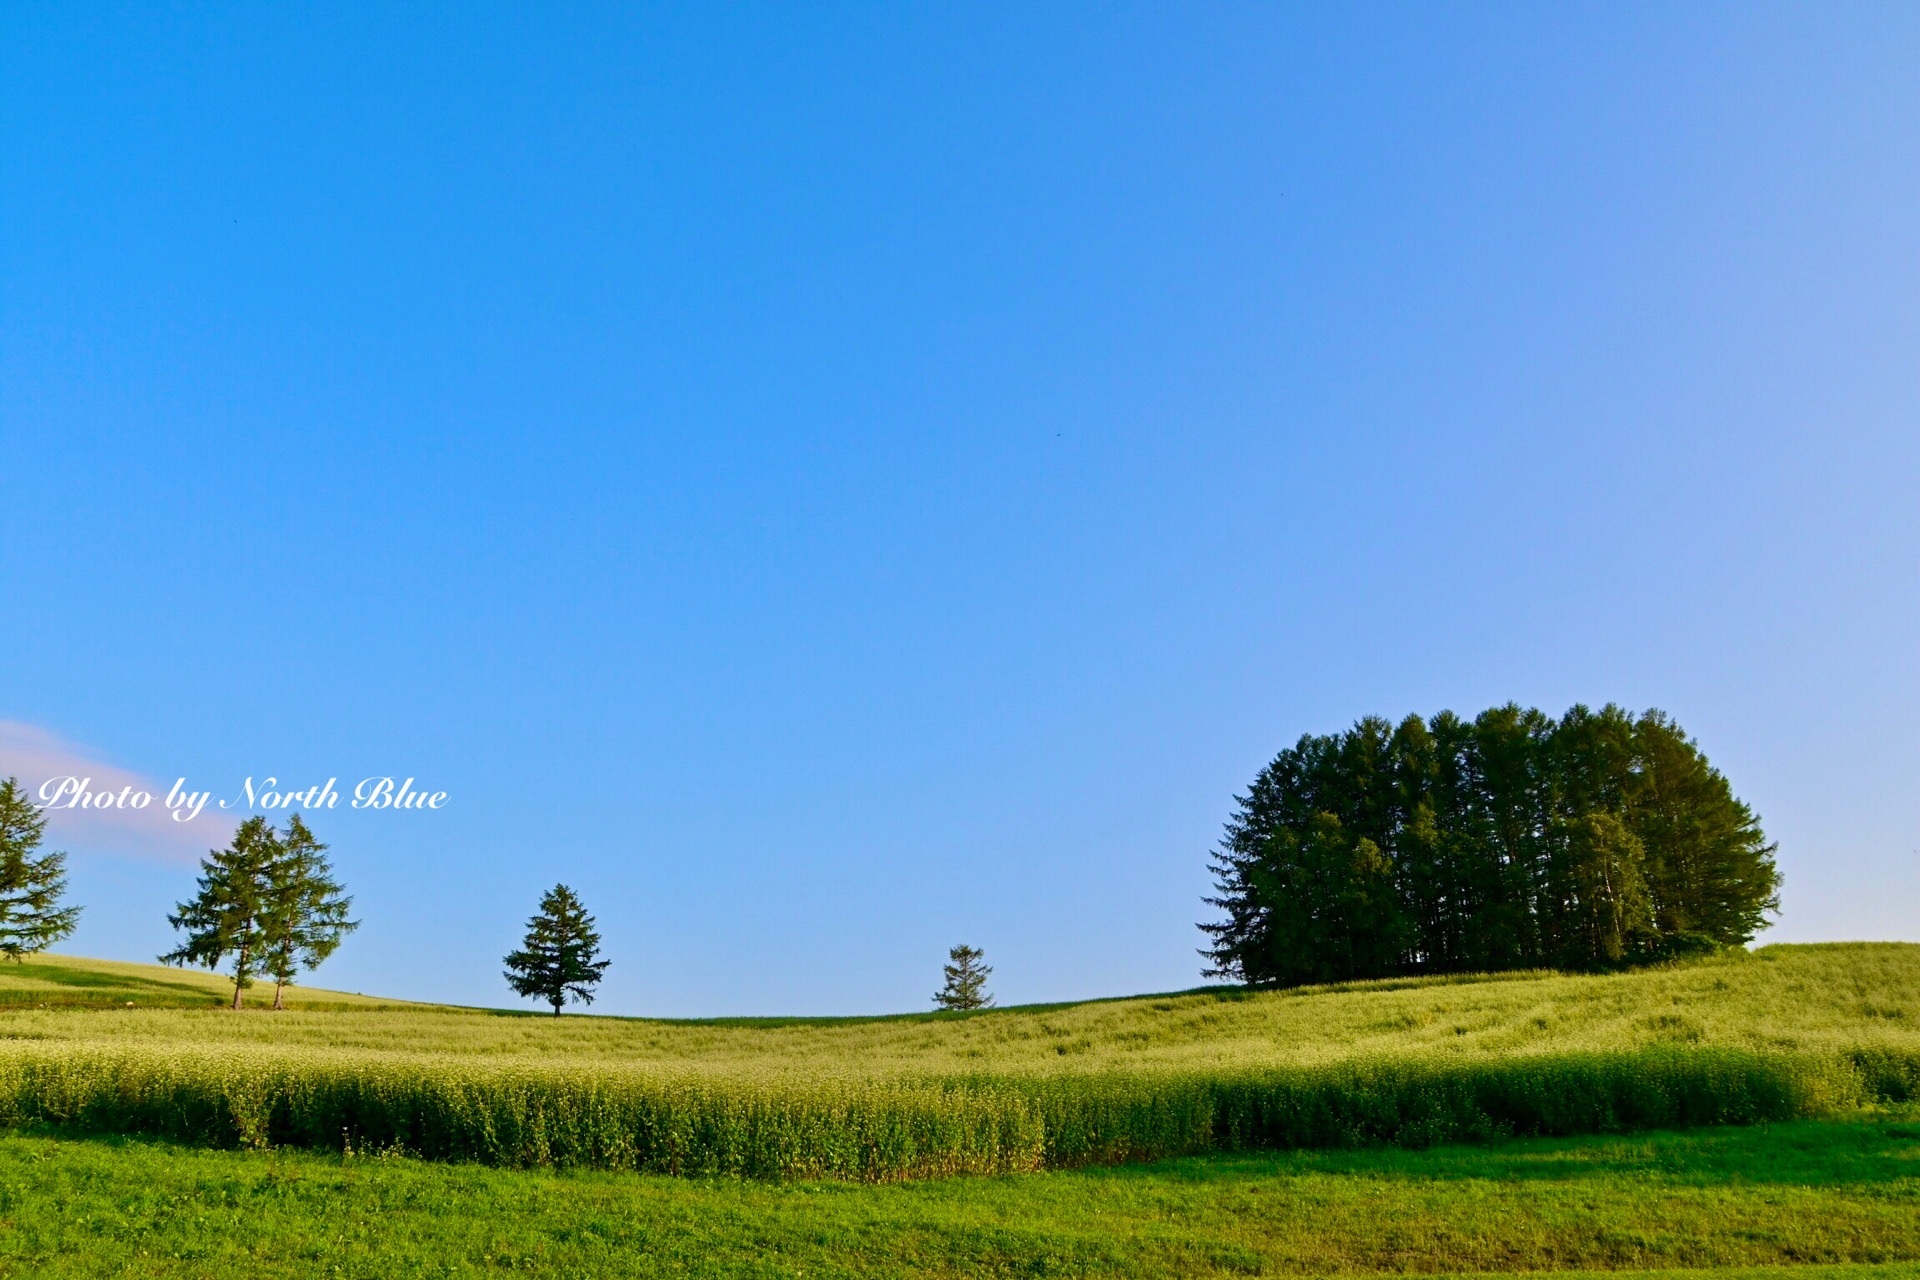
1201, 704, 1781, 987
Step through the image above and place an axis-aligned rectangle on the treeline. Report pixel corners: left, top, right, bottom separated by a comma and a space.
1201, 704, 1781, 987
1, 776, 610, 1013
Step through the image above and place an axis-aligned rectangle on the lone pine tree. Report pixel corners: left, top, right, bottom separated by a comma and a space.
933, 944, 994, 1011
0, 778, 81, 961
503, 884, 610, 1016
262, 814, 358, 1010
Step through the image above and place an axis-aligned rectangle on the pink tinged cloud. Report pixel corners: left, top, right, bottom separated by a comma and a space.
0, 721, 232, 864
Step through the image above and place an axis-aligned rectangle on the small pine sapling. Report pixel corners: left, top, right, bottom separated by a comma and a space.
933, 943, 994, 1011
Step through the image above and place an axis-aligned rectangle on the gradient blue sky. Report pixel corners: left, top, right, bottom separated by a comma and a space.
2, 4, 1916, 1015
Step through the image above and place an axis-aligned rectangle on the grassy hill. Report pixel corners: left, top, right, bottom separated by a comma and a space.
0, 943, 1914, 1181
2, 942, 1914, 1073
4, 944, 1920, 1277
0, 953, 432, 1011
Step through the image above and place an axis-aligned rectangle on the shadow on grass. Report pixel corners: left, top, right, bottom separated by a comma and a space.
0, 962, 228, 1005
4, 1113, 1916, 1195
1079, 1113, 1920, 1190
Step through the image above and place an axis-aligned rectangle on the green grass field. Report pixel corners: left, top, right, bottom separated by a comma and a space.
0, 954, 426, 1012
0, 1114, 1915, 1277
0, 945, 1916, 1180
9, 942, 1915, 1073
4, 945, 1920, 1276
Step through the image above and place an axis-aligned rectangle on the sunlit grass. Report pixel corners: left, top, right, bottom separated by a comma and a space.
0, 953, 425, 1011
0, 944, 1915, 1179
0, 1115, 1917, 1277
4, 942, 1915, 1075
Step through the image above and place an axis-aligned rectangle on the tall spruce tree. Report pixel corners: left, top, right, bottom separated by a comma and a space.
262, 814, 358, 1010
503, 884, 609, 1015
161, 815, 279, 1009
0, 778, 81, 960
933, 944, 994, 1010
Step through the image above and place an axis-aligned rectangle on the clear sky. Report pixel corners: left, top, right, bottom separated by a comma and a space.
2, 4, 1915, 1015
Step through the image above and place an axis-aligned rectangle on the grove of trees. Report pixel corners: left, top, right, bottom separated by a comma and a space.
162, 813, 359, 1008
1201, 704, 1782, 987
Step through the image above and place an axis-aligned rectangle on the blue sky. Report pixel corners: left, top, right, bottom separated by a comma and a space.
2, 4, 1915, 1014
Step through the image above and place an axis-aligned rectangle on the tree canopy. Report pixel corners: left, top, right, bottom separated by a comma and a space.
1200, 704, 1780, 987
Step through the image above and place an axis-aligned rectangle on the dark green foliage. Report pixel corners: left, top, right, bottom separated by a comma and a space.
503, 884, 609, 1016
261, 815, 358, 1010
1544, 810, 1655, 967
161, 815, 279, 1008
934, 944, 994, 1011
163, 815, 357, 1010
1203, 704, 1781, 985
0, 778, 80, 960
1632, 711, 1783, 943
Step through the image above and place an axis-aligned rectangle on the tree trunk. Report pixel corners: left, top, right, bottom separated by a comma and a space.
231, 947, 248, 1010
273, 979, 286, 1011
552, 996, 563, 1017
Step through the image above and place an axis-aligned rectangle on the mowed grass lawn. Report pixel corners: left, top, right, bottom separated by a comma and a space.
0, 1114, 1916, 1278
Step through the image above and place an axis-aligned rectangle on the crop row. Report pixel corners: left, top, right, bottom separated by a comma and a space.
0, 1046, 1907, 1180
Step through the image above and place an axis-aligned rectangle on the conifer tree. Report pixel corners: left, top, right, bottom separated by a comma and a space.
161, 815, 279, 1009
933, 944, 994, 1010
503, 884, 609, 1016
262, 814, 358, 1010
0, 778, 81, 960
